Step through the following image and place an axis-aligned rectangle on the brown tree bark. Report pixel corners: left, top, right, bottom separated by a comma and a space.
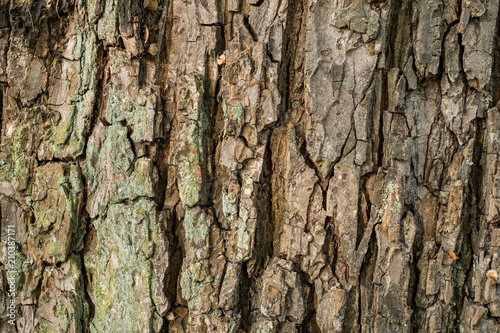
0, 0, 499, 332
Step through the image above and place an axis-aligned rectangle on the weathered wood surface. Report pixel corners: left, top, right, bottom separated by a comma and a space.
0, 0, 499, 332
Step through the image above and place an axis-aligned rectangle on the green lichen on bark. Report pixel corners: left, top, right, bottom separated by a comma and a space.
85, 200, 162, 332
28, 162, 83, 265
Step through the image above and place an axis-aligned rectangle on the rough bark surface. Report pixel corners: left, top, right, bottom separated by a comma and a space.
0, 0, 499, 332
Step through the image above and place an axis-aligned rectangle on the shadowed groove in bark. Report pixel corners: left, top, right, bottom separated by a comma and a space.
493, 0, 500, 106
79, 195, 95, 332
161, 208, 183, 332
210, 11, 226, 203
0, 85, 3, 143
454, 117, 486, 327
264, 0, 303, 263
359, 224, 377, 331
158, 0, 187, 328
78, 41, 105, 163
255, 132, 274, 270
277, 0, 300, 128
242, 14, 258, 42
156, 0, 170, 85
447, 125, 481, 331
75, 36, 103, 324
301, 279, 321, 333
155, 0, 174, 212
237, 261, 251, 330
323, 214, 338, 274
356, 172, 374, 250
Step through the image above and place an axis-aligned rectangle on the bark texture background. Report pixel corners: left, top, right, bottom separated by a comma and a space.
0, 0, 499, 332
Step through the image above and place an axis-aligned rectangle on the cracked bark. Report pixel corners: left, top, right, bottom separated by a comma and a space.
0, 0, 500, 332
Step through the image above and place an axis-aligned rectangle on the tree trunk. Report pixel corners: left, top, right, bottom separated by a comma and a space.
0, 0, 499, 332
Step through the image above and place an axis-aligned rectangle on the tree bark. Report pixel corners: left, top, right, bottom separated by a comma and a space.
0, 0, 499, 332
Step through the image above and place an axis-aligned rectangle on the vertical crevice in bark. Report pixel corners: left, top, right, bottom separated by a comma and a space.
153, 136, 169, 210
378, 73, 387, 168
385, 0, 408, 70
155, 1, 177, 326
357, 173, 374, 250
323, 215, 338, 275
301, 277, 321, 333
153, 13, 174, 323
72, 13, 105, 332
238, 261, 251, 330
405, 202, 422, 331
80, 171, 97, 333
438, 19, 460, 81
342, 287, 360, 332
455, 116, 485, 321
266, 0, 303, 266
157, 0, 172, 87
207, 1, 226, 205
378, 0, 411, 166
491, 1, 500, 106
410, 249, 421, 333
21, 0, 45, 49
255, 132, 274, 269
162, 208, 184, 331
277, 0, 301, 127
199, 55, 214, 205
0, 85, 3, 143
79, 42, 104, 163
358, 231, 376, 332
79, 198, 95, 332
